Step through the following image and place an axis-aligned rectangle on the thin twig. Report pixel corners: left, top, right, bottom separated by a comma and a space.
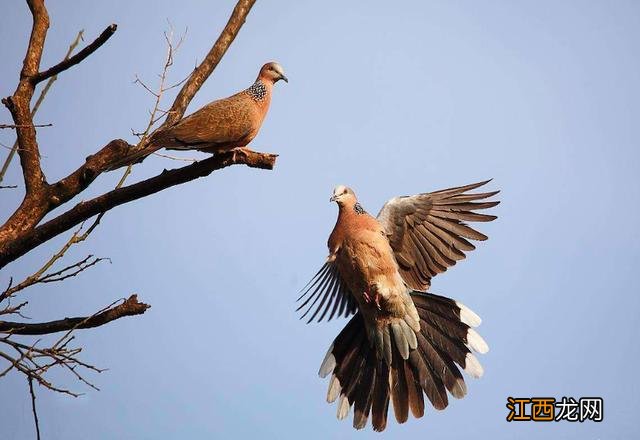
28, 376, 41, 440
40, 256, 109, 283
133, 76, 159, 98
152, 152, 197, 162
1, 334, 105, 393
0, 242, 108, 301
0, 300, 28, 317
0, 340, 83, 396
132, 25, 187, 142
0, 123, 52, 129
33, 24, 117, 84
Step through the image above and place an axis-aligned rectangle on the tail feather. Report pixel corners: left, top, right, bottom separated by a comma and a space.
318, 314, 361, 378
105, 130, 194, 171
342, 343, 368, 400
408, 346, 448, 410
371, 360, 390, 431
352, 347, 376, 429
418, 310, 470, 368
415, 329, 466, 399
404, 361, 425, 418
318, 291, 487, 431
390, 347, 410, 423
105, 142, 162, 171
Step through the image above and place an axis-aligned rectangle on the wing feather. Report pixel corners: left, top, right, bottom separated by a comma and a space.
297, 261, 357, 323
377, 180, 499, 291
163, 94, 255, 148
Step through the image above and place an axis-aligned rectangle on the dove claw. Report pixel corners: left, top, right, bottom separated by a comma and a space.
363, 290, 382, 311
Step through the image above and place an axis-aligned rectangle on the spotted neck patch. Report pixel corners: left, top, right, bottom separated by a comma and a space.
353, 202, 366, 215
245, 80, 267, 102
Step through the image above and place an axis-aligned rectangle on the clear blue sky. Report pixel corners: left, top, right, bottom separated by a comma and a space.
1, 1, 639, 438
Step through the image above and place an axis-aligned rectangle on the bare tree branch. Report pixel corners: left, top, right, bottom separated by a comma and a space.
0, 30, 83, 184
28, 376, 41, 440
2, 0, 50, 198
133, 26, 186, 141
0, 149, 276, 269
0, 297, 123, 397
152, 151, 197, 163
1, 255, 108, 301
33, 24, 117, 84
0, 19, 94, 245
0, 123, 52, 129
0, 300, 28, 317
0, 295, 150, 335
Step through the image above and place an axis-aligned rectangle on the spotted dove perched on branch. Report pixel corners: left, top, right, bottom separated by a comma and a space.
110, 62, 287, 168
297, 180, 499, 431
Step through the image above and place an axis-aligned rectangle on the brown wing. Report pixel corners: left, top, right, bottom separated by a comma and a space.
296, 262, 358, 323
159, 93, 256, 149
376, 180, 499, 291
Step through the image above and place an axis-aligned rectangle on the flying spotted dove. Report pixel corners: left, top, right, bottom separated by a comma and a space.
110, 62, 287, 168
297, 180, 499, 431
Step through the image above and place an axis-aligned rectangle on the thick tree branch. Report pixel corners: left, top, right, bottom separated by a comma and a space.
21, 0, 49, 79
0, 30, 84, 185
4, 0, 50, 197
33, 24, 117, 84
0, 150, 276, 268
0, 295, 150, 335
0, 21, 118, 245
0, 0, 53, 255
0, 137, 128, 248
49, 139, 131, 208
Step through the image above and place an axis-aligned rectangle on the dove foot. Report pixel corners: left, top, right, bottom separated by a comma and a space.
363, 290, 382, 311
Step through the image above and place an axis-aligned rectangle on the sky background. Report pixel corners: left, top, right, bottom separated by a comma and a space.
1, 0, 639, 439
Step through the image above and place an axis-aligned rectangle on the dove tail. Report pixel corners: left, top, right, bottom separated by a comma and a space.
317, 291, 488, 432
105, 131, 169, 171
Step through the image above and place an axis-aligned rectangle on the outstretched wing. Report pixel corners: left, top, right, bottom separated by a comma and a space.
377, 180, 499, 291
296, 261, 358, 324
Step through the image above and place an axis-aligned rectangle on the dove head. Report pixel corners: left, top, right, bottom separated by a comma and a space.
258, 62, 288, 84
330, 185, 358, 207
